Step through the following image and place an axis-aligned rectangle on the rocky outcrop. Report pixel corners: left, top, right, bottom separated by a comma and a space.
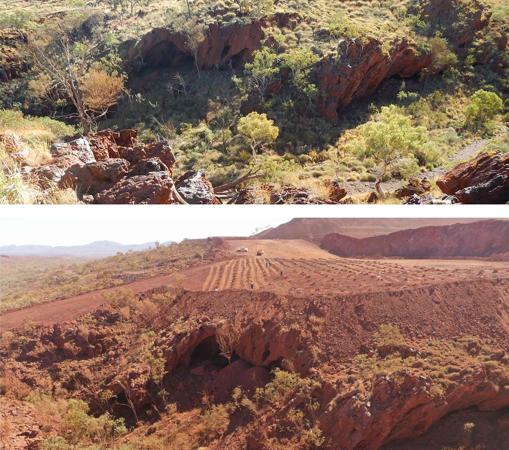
211, 359, 269, 403
127, 0, 490, 123
26, 129, 227, 204
161, 318, 315, 375
395, 178, 432, 199
316, 39, 432, 120
4, 276, 509, 449
94, 172, 175, 204
50, 137, 96, 165
61, 158, 131, 196
128, 19, 435, 122
127, 20, 263, 70
412, 0, 490, 48
437, 152, 509, 204
404, 193, 459, 205
32, 130, 188, 204
30, 137, 97, 189
175, 170, 218, 204
0, 29, 29, 82
328, 180, 348, 203
321, 220, 509, 258
318, 362, 509, 450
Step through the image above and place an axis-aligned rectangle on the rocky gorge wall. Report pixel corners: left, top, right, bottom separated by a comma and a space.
321, 220, 509, 258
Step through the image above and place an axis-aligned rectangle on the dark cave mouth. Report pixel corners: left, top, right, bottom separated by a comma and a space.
189, 335, 230, 368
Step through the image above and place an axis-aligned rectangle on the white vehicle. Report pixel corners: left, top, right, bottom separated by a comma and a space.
237, 247, 249, 253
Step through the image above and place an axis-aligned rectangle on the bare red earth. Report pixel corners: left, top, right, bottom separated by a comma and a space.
3, 232, 509, 449
321, 220, 509, 258
255, 218, 482, 241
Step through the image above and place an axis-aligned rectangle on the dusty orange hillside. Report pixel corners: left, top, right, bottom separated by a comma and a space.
3, 275, 509, 449
222, 238, 337, 258
255, 218, 483, 241
3, 230, 509, 449
322, 220, 509, 258
3, 237, 509, 331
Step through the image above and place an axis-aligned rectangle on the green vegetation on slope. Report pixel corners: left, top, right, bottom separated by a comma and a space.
0, 239, 213, 313
0, 0, 507, 202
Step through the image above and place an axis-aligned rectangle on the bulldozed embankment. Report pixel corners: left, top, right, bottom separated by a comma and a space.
2, 276, 509, 449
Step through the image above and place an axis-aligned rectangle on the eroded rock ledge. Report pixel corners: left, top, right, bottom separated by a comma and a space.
30, 129, 218, 204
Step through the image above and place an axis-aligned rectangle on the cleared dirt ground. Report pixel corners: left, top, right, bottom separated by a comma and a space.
2, 239, 509, 331
222, 239, 337, 258
193, 256, 509, 294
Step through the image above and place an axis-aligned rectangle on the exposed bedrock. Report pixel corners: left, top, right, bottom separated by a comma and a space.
316, 39, 432, 121
125, 0, 490, 122
321, 221, 509, 258
33, 129, 186, 204
437, 152, 509, 204
127, 20, 264, 70
5, 280, 509, 448
162, 319, 316, 376
318, 364, 509, 450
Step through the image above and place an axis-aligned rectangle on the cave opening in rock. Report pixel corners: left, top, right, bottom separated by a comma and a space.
231, 49, 250, 68
221, 45, 231, 60
112, 392, 138, 427
190, 335, 229, 368
268, 357, 283, 371
144, 41, 193, 69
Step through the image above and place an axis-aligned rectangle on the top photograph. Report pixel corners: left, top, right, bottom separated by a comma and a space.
0, 0, 507, 205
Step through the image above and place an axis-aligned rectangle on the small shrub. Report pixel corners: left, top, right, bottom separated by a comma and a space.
81, 68, 124, 113
429, 36, 458, 73
255, 368, 319, 406
373, 324, 404, 348
327, 12, 366, 40
60, 399, 126, 445
464, 90, 504, 132
237, 112, 279, 156
199, 404, 230, 442
102, 289, 137, 308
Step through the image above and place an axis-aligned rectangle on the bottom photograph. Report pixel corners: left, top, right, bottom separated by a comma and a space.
1, 210, 509, 450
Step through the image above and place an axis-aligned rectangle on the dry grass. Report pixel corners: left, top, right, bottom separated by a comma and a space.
0, 0, 182, 40
0, 110, 76, 204
0, 240, 213, 313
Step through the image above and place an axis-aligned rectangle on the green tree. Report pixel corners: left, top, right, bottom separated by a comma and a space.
344, 106, 427, 196
280, 48, 320, 104
109, 0, 151, 16
464, 90, 504, 131
237, 112, 279, 156
243, 47, 279, 100
180, 17, 206, 77
428, 36, 458, 73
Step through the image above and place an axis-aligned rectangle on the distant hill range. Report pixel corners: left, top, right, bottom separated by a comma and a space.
321, 220, 509, 259
255, 218, 483, 241
0, 241, 161, 258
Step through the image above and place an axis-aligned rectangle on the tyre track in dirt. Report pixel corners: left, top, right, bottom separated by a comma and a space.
0, 272, 180, 331
4, 251, 509, 331
202, 263, 219, 291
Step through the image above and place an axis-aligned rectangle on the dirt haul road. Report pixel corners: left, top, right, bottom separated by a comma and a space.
0, 239, 328, 330
2, 239, 509, 331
